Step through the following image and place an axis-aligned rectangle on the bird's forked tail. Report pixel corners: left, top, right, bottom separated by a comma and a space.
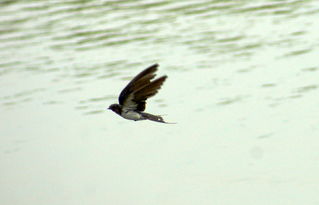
141, 112, 175, 124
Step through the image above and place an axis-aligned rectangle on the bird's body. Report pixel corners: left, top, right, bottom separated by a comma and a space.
108, 64, 170, 123
121, 110, 142, 121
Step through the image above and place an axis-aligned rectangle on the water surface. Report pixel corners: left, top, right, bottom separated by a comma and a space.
1, 0, 319, 204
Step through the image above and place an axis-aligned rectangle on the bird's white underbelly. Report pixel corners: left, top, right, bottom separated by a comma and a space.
121, 111, 142, 120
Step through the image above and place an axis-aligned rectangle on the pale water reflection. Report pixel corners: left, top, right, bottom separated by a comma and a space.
1, 0, 319, 205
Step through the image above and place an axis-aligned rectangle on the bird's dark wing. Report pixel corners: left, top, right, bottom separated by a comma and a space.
121, 76, 167, 112
131, 76, 167, 109
119, 64, 158, 106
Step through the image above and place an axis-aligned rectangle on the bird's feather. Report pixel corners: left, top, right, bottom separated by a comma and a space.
122, 76, 167, 112
119, 64, 158, 106
118, 63, 167, 112
132, 76, 167, 110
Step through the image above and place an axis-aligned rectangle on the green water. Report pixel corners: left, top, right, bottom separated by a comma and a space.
1, 1, 319, 204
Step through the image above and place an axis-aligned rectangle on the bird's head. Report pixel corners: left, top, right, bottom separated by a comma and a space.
108, 104, 121, 114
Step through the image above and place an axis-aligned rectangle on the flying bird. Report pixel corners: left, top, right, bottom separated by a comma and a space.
108, 64, 171, 123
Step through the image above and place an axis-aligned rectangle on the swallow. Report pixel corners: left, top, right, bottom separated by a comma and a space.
108, 64, 171, 123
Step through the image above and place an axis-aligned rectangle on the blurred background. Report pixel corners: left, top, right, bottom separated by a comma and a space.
1, 0, 319, 204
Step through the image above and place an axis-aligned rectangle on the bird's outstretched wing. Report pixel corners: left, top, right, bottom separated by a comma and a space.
118, 64, 167, 112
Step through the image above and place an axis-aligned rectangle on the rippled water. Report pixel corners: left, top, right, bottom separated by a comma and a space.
1, 0, 319, 204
